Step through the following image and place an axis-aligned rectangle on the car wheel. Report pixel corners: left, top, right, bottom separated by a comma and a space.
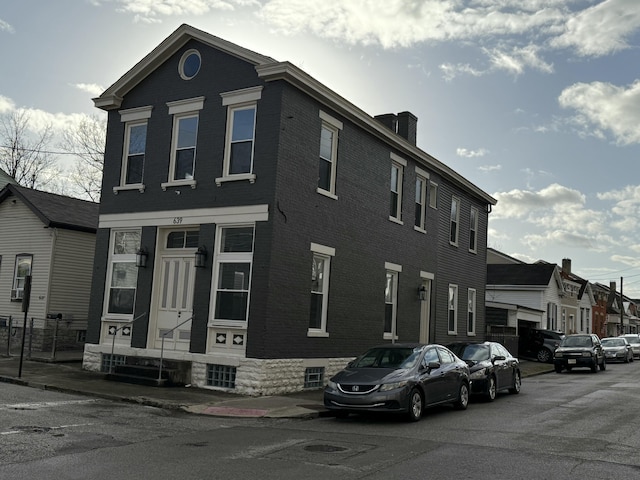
554, 364, 562, 373
625, 354, 630, 363
591, 361, 598, 373
406, 388, 423, 422
454, 383, 469, 410
485, 376, 497, 401
600, 359, 606, 371
509, 371, 521, 394
537, 348, 552, 363
566, 366, 572, 372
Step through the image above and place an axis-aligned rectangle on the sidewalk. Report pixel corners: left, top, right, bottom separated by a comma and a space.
0, 352, 553, 419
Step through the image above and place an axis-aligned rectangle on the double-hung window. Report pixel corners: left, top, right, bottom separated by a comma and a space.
217, 86, 262, 185
162, 97, 204, 190
448, 284, 458, 334
317, 111, 342, 198
390, 153, 406, 223
106, 230, 140, 316
384, 262, 402, 340
415, 167, 428, 231
309, 243, 335, 336
115, 106, 152, 193
212, 225, 255, 325
450, 196, 460, 245
469, 206, 478, 253
12, 254, 32, 301
429, 181, 438, 208
467, 288, 476, 335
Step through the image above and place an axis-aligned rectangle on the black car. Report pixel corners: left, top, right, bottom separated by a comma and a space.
519, 328, 565, 363
323, 343, 470, 422
447, 342, 521, 401
553, 334, 606, 373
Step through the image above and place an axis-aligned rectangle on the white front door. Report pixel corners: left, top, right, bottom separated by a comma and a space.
153, 254, 195, 350
150, 228, 200, 351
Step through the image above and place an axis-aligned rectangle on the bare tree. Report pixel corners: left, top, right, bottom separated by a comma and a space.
0, 110, 59, 189
59, 114, 106, 202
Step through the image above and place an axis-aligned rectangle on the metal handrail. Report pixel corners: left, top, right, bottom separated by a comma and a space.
109, 313, 147, 374
158, 314, 194, 383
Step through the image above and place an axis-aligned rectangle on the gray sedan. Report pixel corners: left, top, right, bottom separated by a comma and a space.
323, 343, 470, 422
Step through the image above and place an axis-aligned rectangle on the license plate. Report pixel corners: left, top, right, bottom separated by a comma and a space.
568, 359, 577, 364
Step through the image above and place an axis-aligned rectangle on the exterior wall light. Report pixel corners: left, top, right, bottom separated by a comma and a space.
135, 247, 148, 268
418, 285, 427, 301
195, 246, 207, 268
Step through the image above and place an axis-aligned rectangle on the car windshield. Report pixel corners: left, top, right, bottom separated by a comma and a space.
450, 344, 490, 361
561, 336, 592, 347
602, 338, 625, 347
351, 347, 421, 369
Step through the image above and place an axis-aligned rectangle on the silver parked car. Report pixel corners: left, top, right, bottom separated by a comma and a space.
619, 334, 640, 358
324, 343, 470, 422
602, 337, 633, 363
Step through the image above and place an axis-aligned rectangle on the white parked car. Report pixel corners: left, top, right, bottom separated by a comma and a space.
619, 334, 640, 358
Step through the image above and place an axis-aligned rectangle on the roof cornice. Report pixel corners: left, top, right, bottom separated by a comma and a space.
256, 61, 496, 205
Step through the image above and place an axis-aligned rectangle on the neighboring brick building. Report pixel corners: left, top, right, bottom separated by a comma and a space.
83, 24, 496, 394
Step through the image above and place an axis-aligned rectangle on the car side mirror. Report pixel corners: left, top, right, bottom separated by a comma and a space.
426, 361, 441, 372
492, 355, 506, 363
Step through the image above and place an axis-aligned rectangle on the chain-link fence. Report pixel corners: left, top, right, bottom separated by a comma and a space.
0, 315, 85, 360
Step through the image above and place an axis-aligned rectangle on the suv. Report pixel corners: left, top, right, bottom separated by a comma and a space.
519, 329, 565, 363
554, 334, 605, 373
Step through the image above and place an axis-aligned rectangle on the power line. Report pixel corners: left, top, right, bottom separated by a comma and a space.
0, 144, 81, 156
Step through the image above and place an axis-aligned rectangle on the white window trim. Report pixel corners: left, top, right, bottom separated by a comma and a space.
308, 243, 335, 337
448, 284, 458, 335
414, 169, 428, 233
102, 229, 140, 322
429, 181, 438, 209
469, 206, 479, 253
317, 118, 341, 198
384, 262, 402, 340
115, 106, 153, 194
450, 196, 460, 246
216, 87, 262, 186
162, 97, 204, 190
209, 224, 255, 328
467, 288, 476, 335
11, 254, 32, 300
389, 154, 406, 223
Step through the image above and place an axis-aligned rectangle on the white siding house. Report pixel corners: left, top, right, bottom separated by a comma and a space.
0, 184, 98, 351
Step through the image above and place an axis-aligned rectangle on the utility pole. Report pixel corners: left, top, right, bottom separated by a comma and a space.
620, 276, 624, 334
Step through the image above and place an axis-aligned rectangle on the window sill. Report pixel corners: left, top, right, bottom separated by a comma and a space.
307, 329, 329, 338
447, 332, 457, 335
209, 320, 247, 329
468, 249, 477, 254
414, 226, 426, 234
215, 173, 256, 186
388, 216, 403, 225
161, 179, 197, 191
316, 188, 338, 200
113, 184, 145, 194
101, 316, 134, 323
383, 333, 398, 341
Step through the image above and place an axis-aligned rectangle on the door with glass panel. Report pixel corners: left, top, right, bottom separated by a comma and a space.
152, 229, 198, 350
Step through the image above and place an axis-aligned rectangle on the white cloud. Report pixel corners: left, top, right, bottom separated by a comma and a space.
457, 147, 489, 158
0, 95, 15, 114
440, 63, 485, 81
550, 0, 640, 56
559, 80, 640, 145
485, 44, 554, 75
71, 83, 105, 97
492, 183, 585, 219
479, 164, 502, 173
0, 18, 14, 33
112, 0, 239, 22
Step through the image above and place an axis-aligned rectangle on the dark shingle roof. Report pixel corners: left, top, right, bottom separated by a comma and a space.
0, 184, 98, 233
487, 263, 557, 286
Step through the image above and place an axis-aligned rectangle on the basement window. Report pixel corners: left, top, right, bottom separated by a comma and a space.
304, 367, 325, 389
207, 364, 237, 389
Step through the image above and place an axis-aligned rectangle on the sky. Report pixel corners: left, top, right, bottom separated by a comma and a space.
2, 0, 640, 295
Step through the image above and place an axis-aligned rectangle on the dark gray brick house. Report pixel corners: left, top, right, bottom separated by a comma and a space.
83, 24, 496, 394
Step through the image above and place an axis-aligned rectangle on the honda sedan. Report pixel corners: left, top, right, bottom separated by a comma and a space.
323, 343, 470, 422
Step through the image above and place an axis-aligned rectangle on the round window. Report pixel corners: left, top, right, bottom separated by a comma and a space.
179, 49, 201, 80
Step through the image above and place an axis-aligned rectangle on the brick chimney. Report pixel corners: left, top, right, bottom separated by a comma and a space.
562, 258, 571, 276
397, 111, 417, 145
374, 111, 417, 145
